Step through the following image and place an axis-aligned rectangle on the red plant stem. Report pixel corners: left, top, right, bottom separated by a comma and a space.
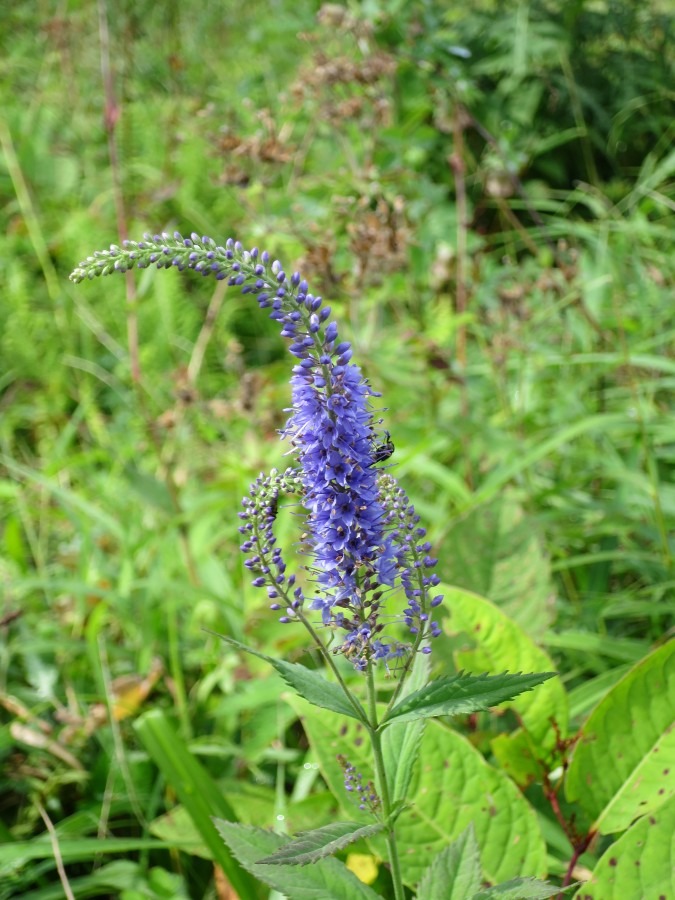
545, 777, 573, 840
449, 103, 474, 488
449, 116, 467, 375
542, 755, 593, 899
558, 830, 594, 899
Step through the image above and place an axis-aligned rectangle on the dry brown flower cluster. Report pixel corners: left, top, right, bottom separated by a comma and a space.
292, 5, 397, 127
296, 193, 410, 292
346, 194, 410, 282
315, 3, 374, 36
215, 109, 295, 185
291, 50, 396, 127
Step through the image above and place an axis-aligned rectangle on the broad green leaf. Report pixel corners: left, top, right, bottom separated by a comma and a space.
491, 729, 543, 789
150, 805, 211, 860
572, 793, 675, 898
293, 696, 546, 889
393, 721, 547, 887
565, 639, 675, 833
442, 494, 555, 637
567, 665, 631, 720
285, 696, 374, 825
382, 648, 430, 805
257, 822, 384, 866
444, 586, 568, 748
382, 671, 555, 728
415, 825, 482, 900
473, 877, 565, 898
492, 666, 629, 789
596, 723, 675, 834
133, 710, 258, 898
214, 821, 382, 900
213, 632, 367, 722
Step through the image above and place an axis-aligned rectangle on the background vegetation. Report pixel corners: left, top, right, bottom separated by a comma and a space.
1, 0, 673, 897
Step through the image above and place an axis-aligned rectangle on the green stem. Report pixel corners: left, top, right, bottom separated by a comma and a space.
297, 611, 369, 724
366, 665, 406, 900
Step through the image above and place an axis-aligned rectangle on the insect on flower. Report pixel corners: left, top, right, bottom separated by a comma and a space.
371, 430, 395, 464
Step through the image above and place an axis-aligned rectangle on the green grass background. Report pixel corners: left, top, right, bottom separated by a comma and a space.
1, 1, 673, 897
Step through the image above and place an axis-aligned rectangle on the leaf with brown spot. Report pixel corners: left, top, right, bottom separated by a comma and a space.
566, 640, 675, 834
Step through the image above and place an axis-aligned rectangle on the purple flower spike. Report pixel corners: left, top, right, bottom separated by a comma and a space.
69, 231, 445, 671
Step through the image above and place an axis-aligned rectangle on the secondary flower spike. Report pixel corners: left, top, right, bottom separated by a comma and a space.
71, 232, 443, 669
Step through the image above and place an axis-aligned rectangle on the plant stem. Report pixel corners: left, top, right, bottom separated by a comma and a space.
297, 612, 369, 724
366, 665, 406, 900
36, 802, 76, 900
97, 0, 141, 384
295, 610, 407, 896
558, 829, 594, 899
187, 280, 227, 386
449, 104, 475, 490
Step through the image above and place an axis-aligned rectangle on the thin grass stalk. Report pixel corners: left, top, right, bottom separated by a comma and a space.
36, 801, 76, 900
449, 103, 475, 488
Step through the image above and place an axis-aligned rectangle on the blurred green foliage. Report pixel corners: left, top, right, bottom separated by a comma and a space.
1, 0, 673, 896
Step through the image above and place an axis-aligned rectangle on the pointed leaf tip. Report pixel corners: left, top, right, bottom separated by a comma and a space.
257, 822, 384, 866
381, 670, 555, 728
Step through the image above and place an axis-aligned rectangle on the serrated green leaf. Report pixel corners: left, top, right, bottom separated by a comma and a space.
444, 586, 568, 748
257, 821, 384, 866
490, 729, 542, 789
415, 825, 482, 900
382, 671, 555, 728
572, 793, 675, 898
213, 632, 367, 723
294, 693, 546, 890
472, 876, 565, 899
442, 493, 555, 637
214, 820, 382, 900
565, 639, 675, 833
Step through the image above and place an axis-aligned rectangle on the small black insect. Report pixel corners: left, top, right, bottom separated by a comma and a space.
371, 430, 395, 464
265, 493, 279, 519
